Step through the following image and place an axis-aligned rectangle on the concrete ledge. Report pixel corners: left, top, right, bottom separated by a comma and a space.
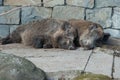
0, 43, 120, 79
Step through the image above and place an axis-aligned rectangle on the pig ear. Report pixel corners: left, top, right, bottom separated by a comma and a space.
89, 24, 98, 31
61, 22, 71, 31
102, 33, 111, 42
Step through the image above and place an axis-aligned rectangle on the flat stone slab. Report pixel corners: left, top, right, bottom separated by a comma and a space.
21, 7, 52, 24
46, 70, 82, 80
26, 50, 91, 72
114, 56, 120, 79
85, 51, 113, 77
44, 0, 64, 7
66, 0, 94, 8
0, 43, 120, 79
0, 43, 91, 72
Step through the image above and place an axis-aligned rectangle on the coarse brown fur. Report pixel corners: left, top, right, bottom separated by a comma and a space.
69, 19, 104, 49
1, 19, 118, 50
1, 19, 77, 50
69, 19, 120, 50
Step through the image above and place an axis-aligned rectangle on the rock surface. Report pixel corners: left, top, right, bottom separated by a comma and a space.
0, 0, 2, 5
112, 7, 120, 29
44, 0, 64, 7
10, 25, 19, 33
114, 56, 120, 79
95, 0, 120, 8
21, 7, 52, 24
0, 25, 20, 38
85, 51, 113, 77
0, 25, 10, 38
4, 0, 41, 6
52, 6, 85, 20
66, 0, 94, 8
0, 52, 46, 80
104, 29, 120, 38
86, 8, 112, 28
0, 6, 20, 24
0, 44, 120, 79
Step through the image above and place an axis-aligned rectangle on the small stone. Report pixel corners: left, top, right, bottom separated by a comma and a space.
95, 0, 120, 8
21, 7, 52, 24
66, 0, 94, 8
86, 8, 112, 28
112, 7, 120, 29
0, 6, 20, 24
52, 6, 85, 20
44, 0, 64, 7
0, 25, 10, 38
4, 0, 41, 6
104, 29, 120, 38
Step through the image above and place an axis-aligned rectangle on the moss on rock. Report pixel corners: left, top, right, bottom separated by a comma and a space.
73, 73, 112, 80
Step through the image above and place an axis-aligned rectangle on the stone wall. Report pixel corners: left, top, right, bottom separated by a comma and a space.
0, 0, 120, 38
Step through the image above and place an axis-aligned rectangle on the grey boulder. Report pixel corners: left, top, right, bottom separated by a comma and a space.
0, 52, 46, 80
